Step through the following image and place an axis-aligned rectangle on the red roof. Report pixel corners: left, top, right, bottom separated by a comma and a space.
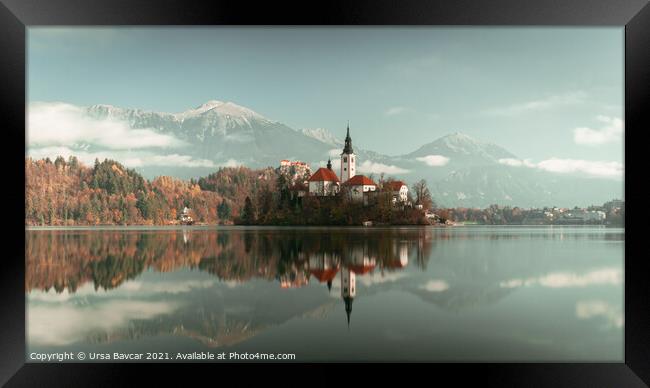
342, 175, 377, 186
347, 264, 376, 275
309, 268, 339, 282
308, 168, 340, 182
386, 181, 406, 191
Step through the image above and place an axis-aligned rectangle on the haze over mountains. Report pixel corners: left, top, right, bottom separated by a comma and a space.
33, 100, 622, 208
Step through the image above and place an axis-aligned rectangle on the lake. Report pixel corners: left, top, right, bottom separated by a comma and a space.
25, 226, 623, 362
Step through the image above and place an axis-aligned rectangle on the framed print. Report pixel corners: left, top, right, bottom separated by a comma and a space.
1, 0, 648, 386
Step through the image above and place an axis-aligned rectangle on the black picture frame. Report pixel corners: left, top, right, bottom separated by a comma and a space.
1, 0, 648, 386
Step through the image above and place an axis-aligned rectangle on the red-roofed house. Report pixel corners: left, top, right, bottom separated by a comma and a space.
308, 161, 340, 196
386, 180, 409, 203
342, 174, 377, 204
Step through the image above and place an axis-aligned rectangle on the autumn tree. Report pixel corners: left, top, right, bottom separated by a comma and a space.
412, 179, 434, 210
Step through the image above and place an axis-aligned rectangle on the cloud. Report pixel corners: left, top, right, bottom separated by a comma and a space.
28, 102, 185, 150
357, 160, 410, 175
124, 154, 216, 168
575, 300, 623, 328
385, 106, 412, 116
28, 300, 178, 346
416, 154, 450, 167
574, 116, 623, 145
498, 157, 623, 179
536, 159, 622, 177
26, 102, 225, 171
328, 148, 341, 157
315, 159, 409, 175
419, 280, 449, 292
500, 267, 622, 289
497, 158, 536, 168
28, 146, 216, 169
484, 91, 587, 116
218, 159, 242, 168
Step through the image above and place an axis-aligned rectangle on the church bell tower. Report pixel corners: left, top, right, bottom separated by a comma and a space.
341, 266, 356, 327
340, 122, 356, 182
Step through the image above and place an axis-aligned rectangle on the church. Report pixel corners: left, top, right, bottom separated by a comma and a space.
307, 124, 380, 203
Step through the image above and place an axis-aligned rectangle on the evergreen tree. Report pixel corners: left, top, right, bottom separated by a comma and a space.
240, 196, 256, 225
217, 199, 231, 221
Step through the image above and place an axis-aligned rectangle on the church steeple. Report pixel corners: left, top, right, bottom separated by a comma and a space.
341, 266, 355, 329
344, 295, 353, 327
327, 158, 332, 170
340, 122, 356, 182
342, 121, 354, 154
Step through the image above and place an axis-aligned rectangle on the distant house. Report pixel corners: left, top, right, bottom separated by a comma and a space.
385, 180, 409, 203
342, 175, 377, 204
308, 160, 340, 196
180, 207, 194, 225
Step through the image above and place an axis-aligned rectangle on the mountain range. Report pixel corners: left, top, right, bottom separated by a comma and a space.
81, 100, 622, 208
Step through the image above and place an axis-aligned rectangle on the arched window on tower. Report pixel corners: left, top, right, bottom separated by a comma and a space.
344, 157, 347, 163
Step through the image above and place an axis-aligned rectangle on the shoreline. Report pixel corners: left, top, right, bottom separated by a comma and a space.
25, 223, 622, 231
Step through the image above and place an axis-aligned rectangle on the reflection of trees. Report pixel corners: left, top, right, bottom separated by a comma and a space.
26, 228, 434, 293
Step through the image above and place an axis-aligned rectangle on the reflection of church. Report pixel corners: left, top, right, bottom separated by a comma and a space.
304, 241, 409, 327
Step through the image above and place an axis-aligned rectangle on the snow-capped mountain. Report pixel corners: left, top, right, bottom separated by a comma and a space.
407, 132, 517, 165
300, 128, 342, 147
76, 100, 621, 207
85, 101, 338, 171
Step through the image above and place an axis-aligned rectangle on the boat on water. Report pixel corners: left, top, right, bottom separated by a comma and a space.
362, 221, 373, 227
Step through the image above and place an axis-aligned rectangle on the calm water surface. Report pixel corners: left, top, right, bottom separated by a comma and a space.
26, 226, 623, 362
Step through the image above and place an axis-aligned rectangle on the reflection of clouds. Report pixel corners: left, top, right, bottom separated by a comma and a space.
120, 279, 216, 294
499, 267, 621, 289
356, 272, 408, 286
576, 300, 623, 328
28, 300, 178, 346
326, 272, 408, 298
418, 280, 449, 292
28, 279, 217, 302
222, 280, 244, 288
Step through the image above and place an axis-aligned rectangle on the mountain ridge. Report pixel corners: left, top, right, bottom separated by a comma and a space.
31, 100, 622, 207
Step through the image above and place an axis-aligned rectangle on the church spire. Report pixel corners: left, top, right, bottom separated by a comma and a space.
327, 158, 332, 170
344, 295, 353, 328
342, 122, 354, 154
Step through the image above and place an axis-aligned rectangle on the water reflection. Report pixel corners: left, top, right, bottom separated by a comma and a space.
27, 228, 429, 329
26, 227, 624, 361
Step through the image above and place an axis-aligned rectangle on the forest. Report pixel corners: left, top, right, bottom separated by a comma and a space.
25, 156, 430, 226
25, 156, 271, 225
27, 156, 617, 227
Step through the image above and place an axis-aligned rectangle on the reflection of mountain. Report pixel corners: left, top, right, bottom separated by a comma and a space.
81, 102, 621, 207
26, 228, 432, 348
26, 227, 623, 351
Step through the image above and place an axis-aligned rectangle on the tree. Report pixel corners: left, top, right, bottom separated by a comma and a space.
240, 196, 256, 225
412, 179, 433, 210
217, 199, 231, 222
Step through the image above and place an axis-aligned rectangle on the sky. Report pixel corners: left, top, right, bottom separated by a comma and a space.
27, 27, 624, 164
